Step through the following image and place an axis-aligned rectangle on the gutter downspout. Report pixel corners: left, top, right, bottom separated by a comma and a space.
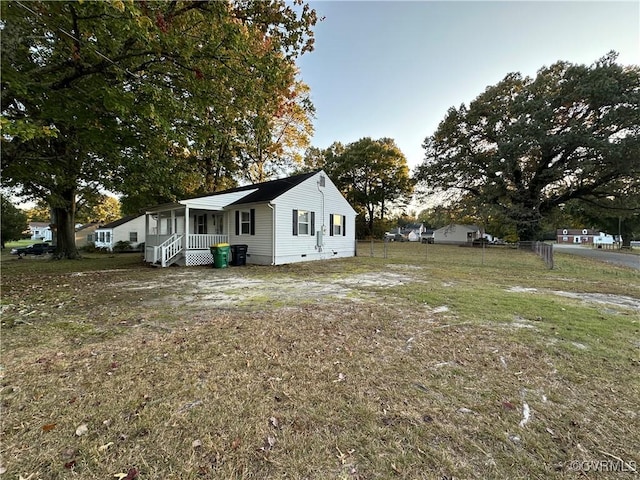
268, 202, 276, 265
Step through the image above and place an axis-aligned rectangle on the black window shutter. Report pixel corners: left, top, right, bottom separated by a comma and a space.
342, 216, 346, 236
292, 209, 298, 236
329, 214, 334, 236
250, 209, 255, 235
235, 210, 240, 236
311, 212, 315, 235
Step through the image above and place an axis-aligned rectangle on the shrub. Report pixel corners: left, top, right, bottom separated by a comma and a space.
113, 240, 132, 252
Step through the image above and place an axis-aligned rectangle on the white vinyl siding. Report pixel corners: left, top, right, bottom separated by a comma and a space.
270, 173, 356, 265
95, 215, 148, 251
227, 204, 273, 265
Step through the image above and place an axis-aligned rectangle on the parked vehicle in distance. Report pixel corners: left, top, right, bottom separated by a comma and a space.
10, 243, 55, 257
421, 234, 434, 244
383, 233, 406, 242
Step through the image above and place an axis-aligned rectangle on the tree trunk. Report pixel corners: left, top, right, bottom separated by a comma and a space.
51, 188, 81, 260
367, 206, 375, 238
620, 221, 633, 248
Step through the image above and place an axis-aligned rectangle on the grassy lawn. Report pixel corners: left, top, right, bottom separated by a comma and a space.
1, 243, 638, 479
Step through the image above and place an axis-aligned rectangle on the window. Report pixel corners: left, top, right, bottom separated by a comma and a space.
298, 211, 310, 235
196, 214, 207, 234
87, 234, 94, 242
212, 214, 224, 234
97, 231, 111, 243
330, 214, 345, 236
235, 209, 255, 235
129, 232, 138, 242
241, 211, 251, 234
293, 209, 315, 236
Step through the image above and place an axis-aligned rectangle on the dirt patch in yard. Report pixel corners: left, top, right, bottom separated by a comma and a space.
115, 269, 413, 310
507, 286, 640, 312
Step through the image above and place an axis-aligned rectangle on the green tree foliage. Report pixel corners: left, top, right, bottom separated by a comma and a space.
76, 195, 122, 224
1, 196, 28, 248
238, 80, 315, 183
24, 202, 51, 223
308, 138, 414, 237
1, 0, 318, 258
414, 53, 640, 241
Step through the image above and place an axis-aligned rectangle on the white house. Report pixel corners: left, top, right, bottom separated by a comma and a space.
143, 170, 357, 267
29, 222, 52, 242
593, 232, 615, 246
94, 214, 149, 251
75, 222, 102, 248
433, 224, 481, 245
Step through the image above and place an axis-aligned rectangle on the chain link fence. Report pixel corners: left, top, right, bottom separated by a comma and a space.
517, 241, 554, 269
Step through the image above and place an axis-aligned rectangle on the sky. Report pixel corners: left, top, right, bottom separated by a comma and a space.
295, 1, 640, 173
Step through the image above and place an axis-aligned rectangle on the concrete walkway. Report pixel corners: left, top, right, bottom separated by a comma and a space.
553, 244, 640, 270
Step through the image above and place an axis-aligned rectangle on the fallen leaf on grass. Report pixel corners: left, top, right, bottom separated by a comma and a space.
231, 437, 242, 450
260, 435, 276, 452
113, 468, 138, 480
192, 439, 202, 448
269, 416, 280, 429
42, 423, 56, 432
98, 442, 114, 452
75, 424, 88, 436
64, 460, 76, 469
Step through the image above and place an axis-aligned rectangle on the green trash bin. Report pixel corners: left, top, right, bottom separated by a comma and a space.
210, 243, 230, 269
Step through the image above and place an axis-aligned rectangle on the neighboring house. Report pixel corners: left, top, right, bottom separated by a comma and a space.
29, 222, 52, 242
433, 224, 481, 245
94, 214, 149, 251
143, 170, 357, 267
75, 222, 102, 248
556, 228, 598, 245
593, 232, 615, 246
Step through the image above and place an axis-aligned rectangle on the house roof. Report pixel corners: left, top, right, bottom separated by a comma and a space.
29, 222, 50, 228
226, 171, 319, 206
75, 222, 101, 232
96, 214, 141, 230
145, 170, 321, 213
434, 224, 480, 233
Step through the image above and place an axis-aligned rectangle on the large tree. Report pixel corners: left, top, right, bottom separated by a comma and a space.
320, 137, 414, 237
1, 0, 318, 258
414, 53, 640, 241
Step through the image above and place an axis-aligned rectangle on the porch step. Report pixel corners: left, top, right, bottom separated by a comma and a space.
150, 252, 184, 268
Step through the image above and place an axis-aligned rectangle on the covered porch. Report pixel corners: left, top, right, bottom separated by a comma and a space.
144, 204, 229, 267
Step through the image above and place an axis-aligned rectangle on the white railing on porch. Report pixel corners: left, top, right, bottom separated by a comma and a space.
152, 234, 184, 267
187, 234, 228, 249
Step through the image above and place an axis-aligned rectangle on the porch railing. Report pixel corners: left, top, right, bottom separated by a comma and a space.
187, 234, 228, 249
151, 234, 185, 267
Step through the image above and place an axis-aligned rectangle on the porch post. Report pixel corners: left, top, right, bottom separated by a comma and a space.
171, 210, 175, 235
184, 206, 190, 249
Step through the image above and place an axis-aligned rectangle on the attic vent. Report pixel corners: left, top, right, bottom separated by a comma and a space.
318, 175, 325, 187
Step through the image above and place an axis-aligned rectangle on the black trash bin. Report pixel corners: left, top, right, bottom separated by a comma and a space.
230, 244, 248, 266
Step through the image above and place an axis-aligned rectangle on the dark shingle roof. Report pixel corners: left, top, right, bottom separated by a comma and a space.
227, 171, 318, 206
96, 214, 141, 230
